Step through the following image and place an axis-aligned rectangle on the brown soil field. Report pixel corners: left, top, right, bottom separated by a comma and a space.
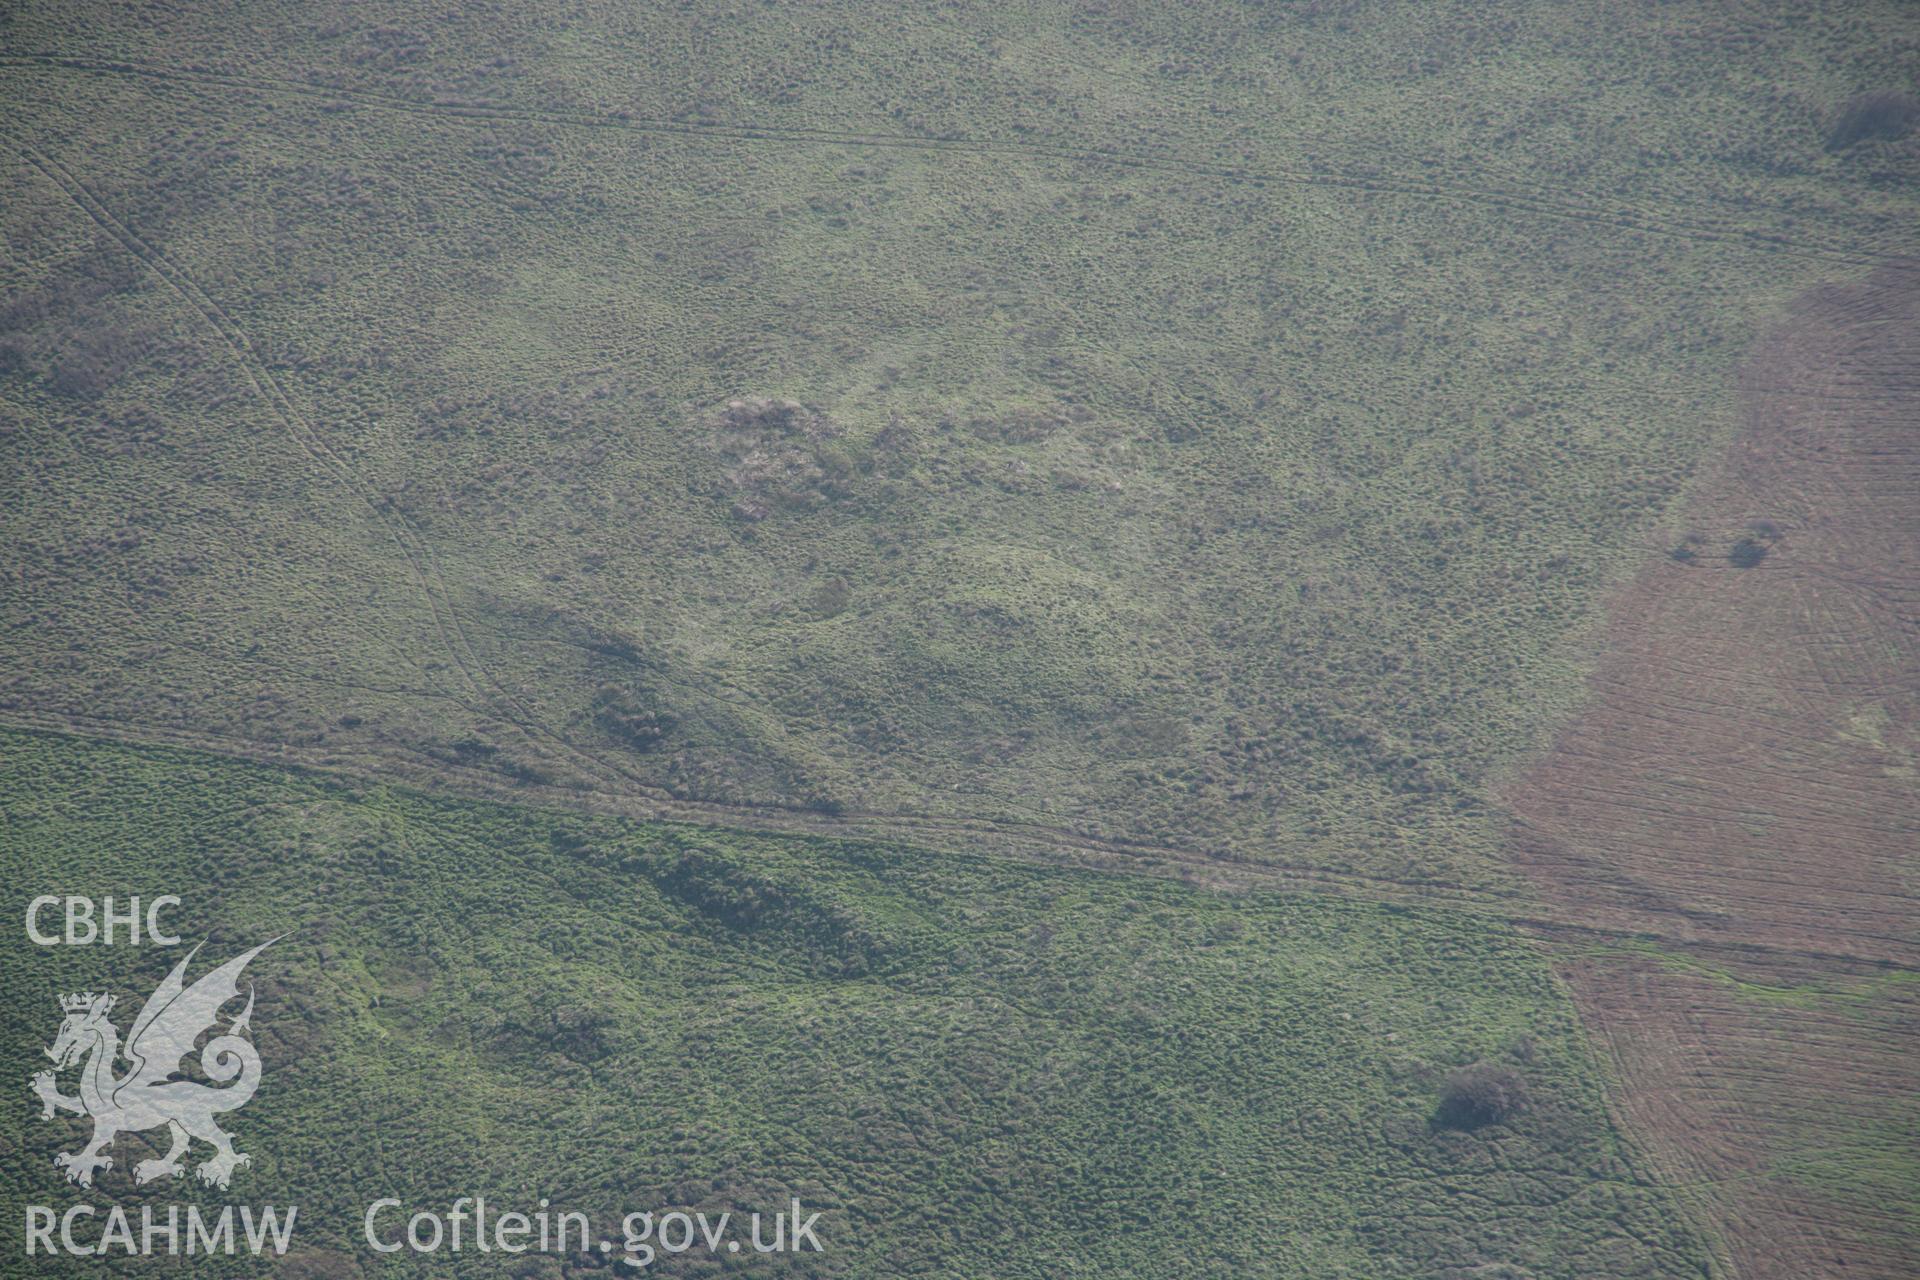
1558, 948, 1916, 1279
1506, 263, 1919, 1277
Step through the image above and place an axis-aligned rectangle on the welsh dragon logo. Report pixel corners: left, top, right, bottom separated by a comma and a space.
31, 939, 276, 1190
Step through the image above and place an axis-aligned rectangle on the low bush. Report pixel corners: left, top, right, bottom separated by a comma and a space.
1438, 1061, 1529, 1129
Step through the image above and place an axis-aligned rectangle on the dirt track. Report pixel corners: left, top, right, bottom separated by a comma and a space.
1506, 264, 1919, 1278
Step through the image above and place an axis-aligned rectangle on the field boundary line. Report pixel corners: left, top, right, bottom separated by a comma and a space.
3, 710, 1912, 976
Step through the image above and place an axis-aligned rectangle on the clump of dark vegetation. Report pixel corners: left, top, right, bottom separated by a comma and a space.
1825, 91, 1919, 152
48, 322, 169, 399
965, 405, 1081, 444
1437, 1060, 1529, 1129
505, 1002, 614, 1062
708, 396, 856, 520
1669, 530, 1705, 563
1729, 519, 1783, 569
0, 241, 169, 401
654, 847, 889, 976
804, 574, 853, 620
592, 683, 675, 751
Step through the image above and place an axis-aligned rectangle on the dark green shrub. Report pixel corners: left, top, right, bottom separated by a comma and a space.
1826, 91, 1919, 151
1437, 1061, 1528, 1129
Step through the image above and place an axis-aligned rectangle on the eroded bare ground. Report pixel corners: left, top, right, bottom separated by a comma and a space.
1506, 264, 1920, 1277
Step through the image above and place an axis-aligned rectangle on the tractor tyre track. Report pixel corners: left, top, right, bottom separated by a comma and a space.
4, 707, 1915, 983
0, 129, 650, 793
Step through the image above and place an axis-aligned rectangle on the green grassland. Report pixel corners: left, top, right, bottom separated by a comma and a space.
1, 1, 1914, 887
0, 6, 1916, 1277
1, 727, 1709, 1278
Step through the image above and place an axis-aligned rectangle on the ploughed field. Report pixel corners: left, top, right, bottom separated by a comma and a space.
1507, 267, 1920, 1277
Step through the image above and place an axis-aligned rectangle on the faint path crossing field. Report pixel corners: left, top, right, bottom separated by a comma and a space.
0, 54, 1898, 268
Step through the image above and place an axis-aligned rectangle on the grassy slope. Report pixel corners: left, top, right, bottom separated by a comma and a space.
1, 2, 1912, 887
0, 7, 1915, 1276
1, 727, 1707, 1278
